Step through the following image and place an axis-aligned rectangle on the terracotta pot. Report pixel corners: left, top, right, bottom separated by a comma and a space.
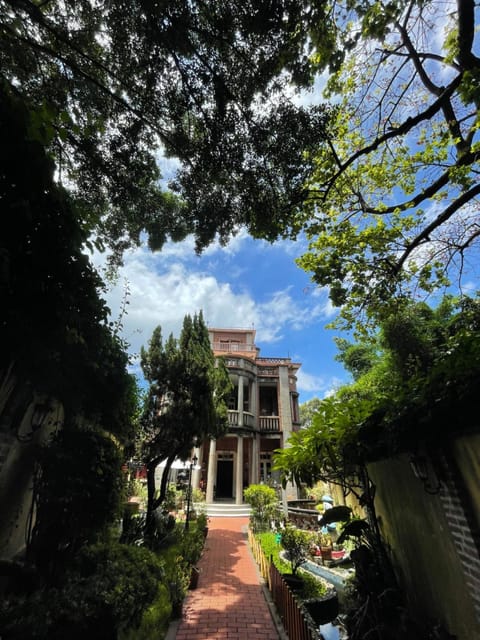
320, 546, 332, 562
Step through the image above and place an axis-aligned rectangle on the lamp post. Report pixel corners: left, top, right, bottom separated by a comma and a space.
185, 454, 198, 531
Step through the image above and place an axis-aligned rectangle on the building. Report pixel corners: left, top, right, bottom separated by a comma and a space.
192, 328, 301, 504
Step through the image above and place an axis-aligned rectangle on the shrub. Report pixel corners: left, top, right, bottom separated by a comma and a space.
257, 531, 290, 574
119, 582, 171, 640
298, 571, 328, 599
255, 531, 327, 599
244, 484, 280, 532
192, 487, 206, 502
163, 483, 184, 512
0, 543, 164, 639
29, 427, 125, 576
281, 526, 313, 575
177, 526, 205, 566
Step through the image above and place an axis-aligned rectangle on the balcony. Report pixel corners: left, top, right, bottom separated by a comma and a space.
226, 411, 280, 432
213, 342, 256, 354
259, 416, 280, 432
227, 410, 255, 429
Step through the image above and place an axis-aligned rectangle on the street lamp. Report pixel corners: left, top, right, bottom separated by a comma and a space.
185, 454, 198, 531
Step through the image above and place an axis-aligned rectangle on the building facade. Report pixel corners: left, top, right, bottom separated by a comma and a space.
192, 328, 301, 504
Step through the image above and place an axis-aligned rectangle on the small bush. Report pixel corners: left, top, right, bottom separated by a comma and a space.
244, 484, 279, 532
254, 531, 327, 600
257, 531, 290, 574
119, 583, 171, 640
281, 526, 313, 575
0, 543, 164, 639
297, 570, 328, 599
192, 487, 206, 502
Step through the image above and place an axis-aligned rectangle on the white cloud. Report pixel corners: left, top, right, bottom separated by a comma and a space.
96, 243, 335, 361
296, 371, 343, 398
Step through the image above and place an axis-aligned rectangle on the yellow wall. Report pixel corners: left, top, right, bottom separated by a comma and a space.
369, 451, 480, 640
453, 433, 480, 533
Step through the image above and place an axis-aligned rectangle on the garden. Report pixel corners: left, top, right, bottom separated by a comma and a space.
244, 484, 349, 637
0, 466, 209, 640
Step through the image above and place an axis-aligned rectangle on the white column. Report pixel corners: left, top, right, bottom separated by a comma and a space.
206, 439, 216, 503
238, 375, 244, 426
236, 435, 244, 505
252, 434, 259, 484
250, 379, 257, 417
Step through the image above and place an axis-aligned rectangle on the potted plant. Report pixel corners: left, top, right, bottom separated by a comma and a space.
303, 590, 340, 627
189, 565, 200, 589
319, 532, 333, 564
280, 526, 312, 591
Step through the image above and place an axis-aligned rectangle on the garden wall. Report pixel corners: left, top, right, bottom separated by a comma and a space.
368, 433, 480, 640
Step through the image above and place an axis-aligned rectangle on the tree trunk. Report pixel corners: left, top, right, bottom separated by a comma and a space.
156, 452, 176, 508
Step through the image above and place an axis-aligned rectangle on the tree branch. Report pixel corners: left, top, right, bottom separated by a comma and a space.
456, 0, 480, 69
395, 183, 480, 273
321, 77, 462, 200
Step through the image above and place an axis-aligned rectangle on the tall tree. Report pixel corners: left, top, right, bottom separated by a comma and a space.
296, 0, 480, 323
140, 312, 231, 527
0, 80, 136, 442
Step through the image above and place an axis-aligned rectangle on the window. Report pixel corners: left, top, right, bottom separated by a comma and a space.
260, 453, 272, 483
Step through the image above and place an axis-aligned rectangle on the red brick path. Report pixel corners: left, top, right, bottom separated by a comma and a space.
174, 516, 280, 640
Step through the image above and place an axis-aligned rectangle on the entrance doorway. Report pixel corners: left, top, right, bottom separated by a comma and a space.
216, 459, 233, 498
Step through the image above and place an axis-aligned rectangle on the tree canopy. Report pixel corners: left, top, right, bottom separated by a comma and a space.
2, 0, 478, 315
0, 0, 331, 263
0, 81, 137, 442
275, 295, 480, 491
297, 0, 480, 322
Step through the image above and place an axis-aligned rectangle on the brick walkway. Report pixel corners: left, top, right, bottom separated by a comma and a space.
173, 516, 281, 640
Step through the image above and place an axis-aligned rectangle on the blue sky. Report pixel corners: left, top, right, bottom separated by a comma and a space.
95, 231, 350, 404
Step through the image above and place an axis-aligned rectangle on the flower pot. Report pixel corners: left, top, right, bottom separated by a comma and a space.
320, 546, 332, 563
189, 566, 200, 590
281, 573, 304, 592
171, 601, 184, 619
203, 527, 209, 539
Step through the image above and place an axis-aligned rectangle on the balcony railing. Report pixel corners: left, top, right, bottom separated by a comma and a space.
227, 410, 255, 429
226, 412, 280, 432
259, 416, 280, 432
212, 342, 256, 353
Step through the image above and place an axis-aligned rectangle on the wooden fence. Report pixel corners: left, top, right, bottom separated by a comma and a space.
248, 530, 319, 640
